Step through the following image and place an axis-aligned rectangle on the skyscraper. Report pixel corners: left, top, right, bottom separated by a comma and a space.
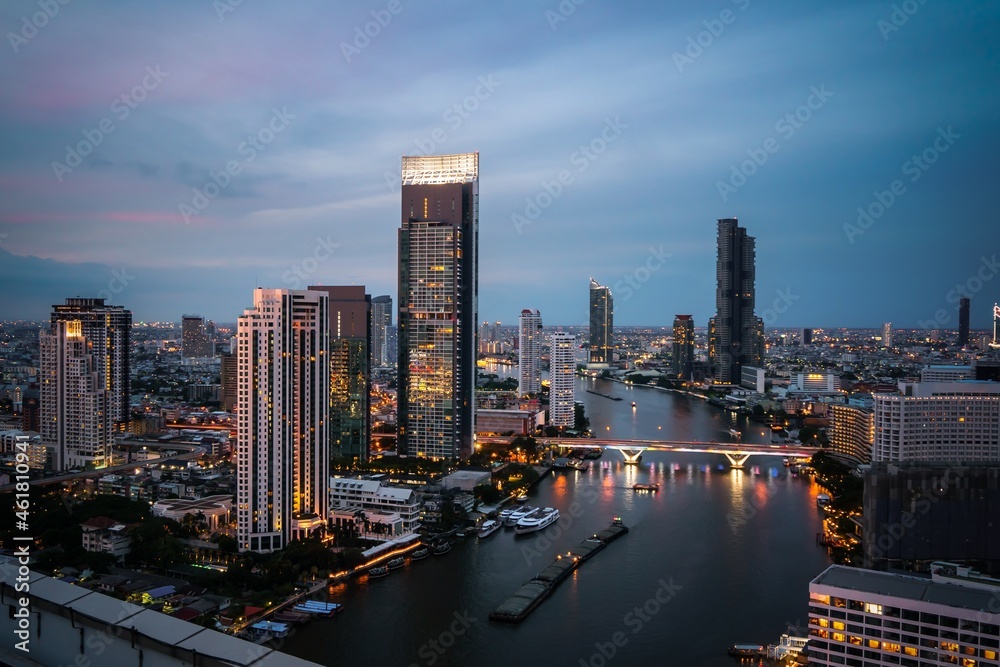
181, 315, 213, 358
371, 295, 392, 367
237, 288, 330, 553
588, 278, 613, 366
550, 332, 576, 428
882, 321, 893, 348
49, 297, 132, 432
519, 309, 542, 396
397, 152, 478, 460
801, 328, 813, 346
709, 218, 763, 384
310, 285, 371, 462
40, 320, 112, 470
958, 296, 970, 346
672, 315, 694, 380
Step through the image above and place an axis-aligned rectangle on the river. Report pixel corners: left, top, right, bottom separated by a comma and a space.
280, 373, 830, 666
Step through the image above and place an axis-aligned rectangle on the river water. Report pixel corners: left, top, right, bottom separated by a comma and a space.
281, 373, 830, 666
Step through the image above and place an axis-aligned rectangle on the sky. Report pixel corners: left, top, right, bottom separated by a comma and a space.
0, 0, 998, 329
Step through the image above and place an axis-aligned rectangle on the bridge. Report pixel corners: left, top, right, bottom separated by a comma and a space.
477, 436, 820, 468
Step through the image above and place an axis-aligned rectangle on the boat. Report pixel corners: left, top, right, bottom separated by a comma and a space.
552, 457, 570, 469
432, 541, 451, 555
498, 507, 516, 523
251, 621, 290, 638
633, 483, 659, 492
410, 547, 429, 560
387, 557, 405, 570
585, 448, 604, 459
368, 565, 389, 578
506, 506, 538, 527
478, 519, 501, 538
816, 493, 831, 506
568, 458, 589, 471
729, 428, 742, 439
455, 529, 468, 538
515, 507, 560, 535
291, 600, 343, 616
631, 401, 636, 409
729, 644, 763, 657
515, 492, 529, 502
274, 610, 310, 624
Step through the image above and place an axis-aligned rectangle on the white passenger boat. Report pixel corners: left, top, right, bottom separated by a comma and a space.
477, 519, 501, 538
514, 507, 560, 535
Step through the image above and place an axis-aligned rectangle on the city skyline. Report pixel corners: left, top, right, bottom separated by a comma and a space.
0, 3, 997, 328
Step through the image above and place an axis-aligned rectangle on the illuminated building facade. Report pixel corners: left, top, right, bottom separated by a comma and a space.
397, 152, 478, 460
181, 315, 213, 358
519, 309, 542, 395
237, 288, 330, 553
829, 404, 874, 465
672, 314, 694, 379
550, 332, 576, 428
372, 295, 392, 367
588, 279, 613, 366
709, 218, 763, 384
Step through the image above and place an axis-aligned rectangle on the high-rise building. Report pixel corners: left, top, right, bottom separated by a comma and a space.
672, 315, 694, 380
371, 295, 392, 367
40, 320, 112, 470
219, 351, 237, 412
310, 285, 371, 462
828, 404, 874, 465
882, 322, 893, 348
181, 315, 213, 358
588, 278, 613, 366
50, 297, 131, 432
397, 152, 478, 460
236, 288, 330, 553
550, 332, 576, 428
709, 218, 763, 384
807, 563, 1000, 667
994, 303, 1000, 347
873, 381, 1000, 463
801, 328, 813, 346
519, 309, 543, 396
958, 296, 970, 347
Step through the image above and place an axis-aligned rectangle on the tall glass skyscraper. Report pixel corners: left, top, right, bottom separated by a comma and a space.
518, 309, 542, 396
588, 278, 613, 366
397, 152, 478, 460
709, 218, 763, 384
371, 295, 392, 367
672, 314, 694, 380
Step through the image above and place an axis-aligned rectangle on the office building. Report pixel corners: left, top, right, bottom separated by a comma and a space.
863, 462, 1000, 574
807, 563, 1000, 667
310, 285, 371, 462
873, 381, 1000, 463
672, 315, 694, 380
709, 218, 764, 384
550, 332, 576, 428
181, 315, 213, 358
397, 152, 478, 460
519, 309, 543, 395
882, 322, 893, 349
219, 351, 237, 412
802, 327, 813, 346
50, 297, 131, 432
789, 372, 843, 395
371, 295, 392, 367
829, 404, 874, 465
741, 365, 765, 394
236, 288, 330, 553
588, 278, 614, 366
920, 365, 974, 383
958, 296, 970, 347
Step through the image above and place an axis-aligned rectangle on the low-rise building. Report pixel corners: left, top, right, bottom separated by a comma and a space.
329, 477, 421, 533
81, 516, 132, 561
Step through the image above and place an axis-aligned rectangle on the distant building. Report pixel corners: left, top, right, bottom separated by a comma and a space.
740, 366, 765, 394
882, 321, 893, 348
588, 278, 614, 366
329, 477, 420, 534
873, 381, 1000, 462
81, 516, 131, 561
920, 364, 973, 383
863, 462, 1000, 574
310, 285, 372, 462
974, 358, 1000, 382
801, 328, 813, 346
182, 315, 213, 358
828, 404, 873, 465
958, 296, 970, 346
709, 218, 763, 384
237, 288, 330, 553
518, 309, 542, 395
219, 352, 237, 412
807, 563, 1000, 667
550, 332, 576, 428
672, 315, 694, 379
788, 372, 842, 395
371, 295, 392, 367
476, 408, 543, 436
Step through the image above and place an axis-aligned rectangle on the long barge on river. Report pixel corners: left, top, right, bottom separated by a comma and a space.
489, 518, 628, 624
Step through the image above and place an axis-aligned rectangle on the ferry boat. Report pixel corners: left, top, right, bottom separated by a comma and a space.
477, 519, 502, 538
506, 506, 539, 527
515, 507, 560, 535
291, 600, 342, 616
432, 541, 451, 555
410, 547, 429, 560
498, 507, 516, 524
568, 459, 589, 471
633, 483, 659, 492
251, 621, 290, 639
387, 557, 405, 570
585, 448, 604, 459
631, 401, 636, 409
515, 492, 529, 502
728, 643, 763, 657
816, 493, 831, 506
729, 428, 742, 439
368, 565, 389, 578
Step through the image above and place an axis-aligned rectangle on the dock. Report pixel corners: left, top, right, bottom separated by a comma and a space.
489, 519, 628, 624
